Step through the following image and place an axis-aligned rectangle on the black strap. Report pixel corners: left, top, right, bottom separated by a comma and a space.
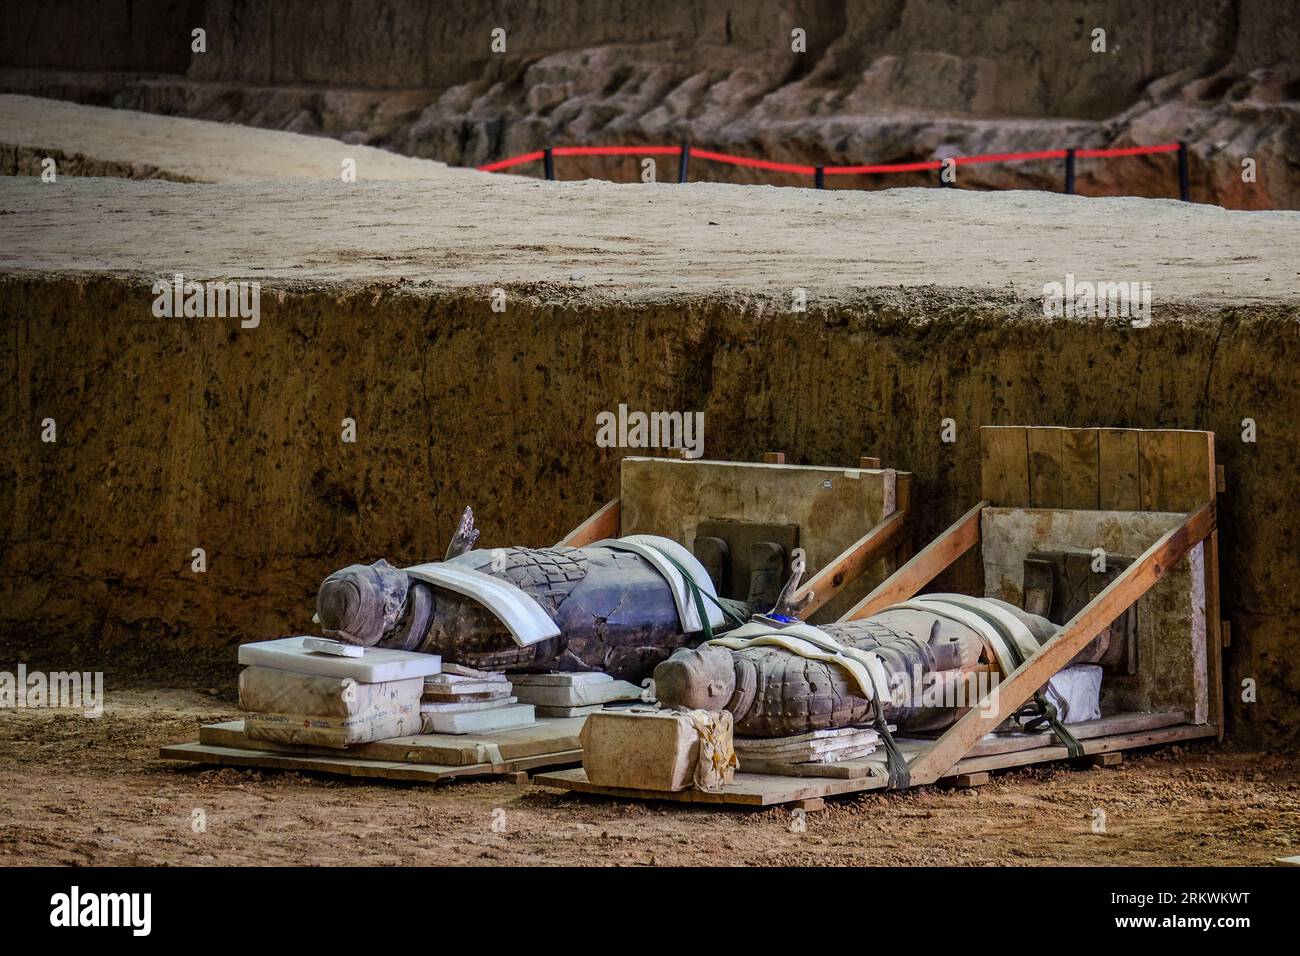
997, 619, 1086, 759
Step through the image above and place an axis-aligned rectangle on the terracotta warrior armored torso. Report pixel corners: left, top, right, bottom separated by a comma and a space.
654, 599, 1063, 737
313, 509, 746, 682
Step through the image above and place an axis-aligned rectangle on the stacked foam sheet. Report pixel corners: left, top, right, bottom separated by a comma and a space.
510, 672, 645, 717
733, 727, 881, 768
237, 637, 442, 748
420, 663, 535, 734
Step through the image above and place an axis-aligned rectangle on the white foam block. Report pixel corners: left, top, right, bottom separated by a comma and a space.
238, 637, 442, 682
509, 672, 613, 686
512, 679, 643, 707
420, 696, 519, 714
302, 637, 365, 657
422, 703, 535, 735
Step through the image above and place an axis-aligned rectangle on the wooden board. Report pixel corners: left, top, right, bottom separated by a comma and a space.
895, 710, 1184, 759
907, 501, 1215, 785
533, 721, 1215, 808
1098, 428, 1142, 510
161, 741, 581, 783
620, 457, 904, 623
981, 426, 1029, 506
841, 500, 985, 620
984, 426, 1213, 513
557, 497, 621, 547
1028, 426, 1065, 508
198, 718, 585, 767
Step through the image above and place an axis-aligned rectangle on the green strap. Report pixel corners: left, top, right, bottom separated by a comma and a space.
654, 550, 749, 635
997, 620, 1086, 759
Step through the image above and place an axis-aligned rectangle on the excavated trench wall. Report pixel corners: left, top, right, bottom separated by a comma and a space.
1, 275, 1298, 744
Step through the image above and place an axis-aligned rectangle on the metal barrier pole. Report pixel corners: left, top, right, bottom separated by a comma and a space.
815, 165, 825, 189
544, 147, 555, 181
678, 143, 690, 184
1065, 148, 1076, 194
1178, 141, 1190, 201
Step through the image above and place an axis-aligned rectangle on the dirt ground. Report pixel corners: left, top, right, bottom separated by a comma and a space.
0, 685, 1294, 867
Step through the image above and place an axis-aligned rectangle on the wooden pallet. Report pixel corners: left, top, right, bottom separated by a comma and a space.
533, 713, 1215, 810
160, 717, 585, 784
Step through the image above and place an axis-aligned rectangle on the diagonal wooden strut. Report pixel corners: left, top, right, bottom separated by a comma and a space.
906, 500, 1216, 785
556, 498, 621, 547
792, 508, 909, 616
839, 500, 987, 621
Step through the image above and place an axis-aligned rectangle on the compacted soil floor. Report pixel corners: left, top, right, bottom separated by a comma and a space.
1, 685, 1295, 867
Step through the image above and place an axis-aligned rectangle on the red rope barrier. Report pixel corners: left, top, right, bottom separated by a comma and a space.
478, 150, 546, 172
476, 141, 1184, 176
689, 149, 817, 175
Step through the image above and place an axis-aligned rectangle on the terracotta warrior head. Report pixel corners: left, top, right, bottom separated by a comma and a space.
315, 559, 409, 646
653, 645, 738, 710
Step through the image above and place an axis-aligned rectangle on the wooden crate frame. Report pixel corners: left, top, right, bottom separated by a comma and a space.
559, 452, 913, 618
535, 426, 1225, 808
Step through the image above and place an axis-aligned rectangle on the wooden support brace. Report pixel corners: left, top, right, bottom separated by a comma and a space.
906, 501, 1216, 786
1079, 752, 1123, 768
940, 771, 989, 788
792, 508, 909, 616
556, 498, 621, 547
839, 500, 987, 621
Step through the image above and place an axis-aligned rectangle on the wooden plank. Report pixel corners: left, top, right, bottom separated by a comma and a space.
1098, 429, 1141, 510
164, 740, 581, 781
947, 723, 1214, 775
1082, 752, 1124, 767
940, 772, 989, 788
534, 723, 1215, 808
980, 426, 1029, 506
763, 451, 786, 464
840, 501, 986, 621
533, 766, 884, 806
793, 509, 908, 615
1062, 428, 1101, 509
1027, 427, 1065, 508
907, 501, 1216, 785
1138, 430, 1181, 511
556, 497, 621, 547
896, 710, 1184, 758
162, 742, 478, 783
621, 457, 901, 621
199, 718, 586, 766
1194, 431, 1226, 741
734, 758, 874, 779
859, 456, 881, 469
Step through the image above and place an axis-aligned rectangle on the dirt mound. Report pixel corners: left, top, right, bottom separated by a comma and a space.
0, 95, 471, 183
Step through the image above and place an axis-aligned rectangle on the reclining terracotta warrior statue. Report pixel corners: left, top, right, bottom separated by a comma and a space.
313, 508, 749, 682
653, 571, 1093, 785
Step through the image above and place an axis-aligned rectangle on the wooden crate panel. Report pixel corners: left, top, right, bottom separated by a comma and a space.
620, 457, 901, 622
983, 427, 1213, 511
